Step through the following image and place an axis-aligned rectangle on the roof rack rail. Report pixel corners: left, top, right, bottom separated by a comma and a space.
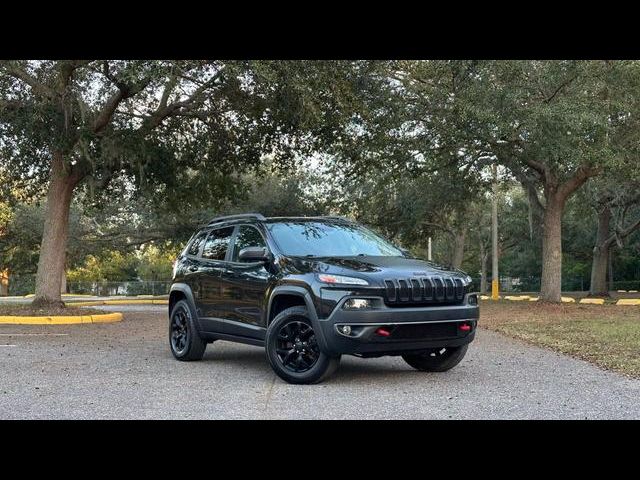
207, 213, 266, 226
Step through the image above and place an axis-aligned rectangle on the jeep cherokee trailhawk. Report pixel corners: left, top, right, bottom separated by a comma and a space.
169, 213, 479, 384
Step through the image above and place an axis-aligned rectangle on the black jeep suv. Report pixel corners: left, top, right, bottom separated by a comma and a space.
169, 213, 479, 384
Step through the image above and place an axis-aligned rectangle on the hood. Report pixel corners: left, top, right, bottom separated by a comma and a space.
284, 255, 469, 282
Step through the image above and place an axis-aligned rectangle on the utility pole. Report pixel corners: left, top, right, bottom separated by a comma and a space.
491, 164, 499, 300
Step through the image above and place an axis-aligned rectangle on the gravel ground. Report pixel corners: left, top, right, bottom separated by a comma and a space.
1, 305, 639, 419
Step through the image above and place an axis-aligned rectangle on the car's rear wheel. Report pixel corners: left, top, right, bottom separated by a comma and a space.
402, 344, 468, 372
169, 299, 207, 361
266, 306, 340, 384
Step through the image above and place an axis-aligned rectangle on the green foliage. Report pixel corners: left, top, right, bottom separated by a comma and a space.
3, 60, 640, 291
67, 251, 138, 283
0, 60, 365, 212
137, 243, 181, 281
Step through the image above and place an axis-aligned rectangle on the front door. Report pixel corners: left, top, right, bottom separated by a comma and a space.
221, 225, 271, 339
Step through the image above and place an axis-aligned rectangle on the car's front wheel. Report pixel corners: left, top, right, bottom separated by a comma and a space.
169, 299, 207, 361
266, 306, 340, 384
402, 344, 468, 372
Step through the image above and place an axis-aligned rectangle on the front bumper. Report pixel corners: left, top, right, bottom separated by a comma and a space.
316, 294, 479, 357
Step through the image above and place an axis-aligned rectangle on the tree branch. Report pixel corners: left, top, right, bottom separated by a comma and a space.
93, 77, 151, 134
543, 74, 578, 104
602, 215, 640, 249
557, 164, 602, 201
58, 60, 93, 90
139, 66, 226, 132
522, 157, 548, 178
1, 61, 55, 98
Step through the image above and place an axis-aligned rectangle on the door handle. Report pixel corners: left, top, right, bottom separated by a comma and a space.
188, 265, 199, 272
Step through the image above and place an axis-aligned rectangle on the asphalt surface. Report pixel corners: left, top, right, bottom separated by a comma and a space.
1, 305, 639, 419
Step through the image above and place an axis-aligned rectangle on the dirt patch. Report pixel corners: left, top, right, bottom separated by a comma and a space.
0, 303, 108, 317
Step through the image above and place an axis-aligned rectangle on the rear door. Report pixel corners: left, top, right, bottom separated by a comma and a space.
183, 230, 208, 315
198, 226, 235, 333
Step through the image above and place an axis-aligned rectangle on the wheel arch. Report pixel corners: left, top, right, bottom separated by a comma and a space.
267, 286, 317, 324
169, 283, 197, 316
267, 286, 329, 352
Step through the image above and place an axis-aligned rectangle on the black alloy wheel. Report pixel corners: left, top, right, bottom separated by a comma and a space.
170, 307, 190, 354
169, 299, 207, 361
266, 306, 340, 384
275, 320, 320, 373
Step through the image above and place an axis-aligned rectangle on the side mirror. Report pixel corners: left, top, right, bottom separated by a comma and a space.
238, 246, 270, 263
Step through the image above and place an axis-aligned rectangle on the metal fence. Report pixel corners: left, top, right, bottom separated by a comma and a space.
469, 276, 640, 294
6, 275, 170, 297
66, 281, 171, 297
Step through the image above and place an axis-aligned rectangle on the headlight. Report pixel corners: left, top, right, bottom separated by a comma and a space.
463, 275, 472, 285
343, 298, 373, 310
317, 274, 369, 286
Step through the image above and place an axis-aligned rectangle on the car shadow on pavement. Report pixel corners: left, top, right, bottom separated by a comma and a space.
195, 341, 446, 385
328, 359, 426, 385
201, 344, 268, 366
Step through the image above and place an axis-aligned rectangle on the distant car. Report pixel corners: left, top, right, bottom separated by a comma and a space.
169, 214, 479, 384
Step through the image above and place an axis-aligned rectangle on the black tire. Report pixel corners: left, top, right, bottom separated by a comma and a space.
169, 299, 207, 361
266, 306, 340, 384
402, 344, 469, 372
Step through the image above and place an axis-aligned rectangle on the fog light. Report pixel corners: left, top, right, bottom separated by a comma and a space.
375, 327, 391, 337
340, 325, 352, 335
468, 294, 478, 305
343, 298, 372, 310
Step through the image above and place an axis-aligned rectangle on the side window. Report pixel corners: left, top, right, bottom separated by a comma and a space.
187, 231, 207, 256
231, 226, 267, 262
202, 226, 234, 261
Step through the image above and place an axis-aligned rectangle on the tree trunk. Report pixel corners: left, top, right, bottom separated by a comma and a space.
32, 155, 79, 307
0, 269, 8, 296
608, 247, 614, 292
451, 228, 466, 269
479, 242, 488, 295
540, 197, 564, 302
60, 269, 67, 295
589, 208, 612, 296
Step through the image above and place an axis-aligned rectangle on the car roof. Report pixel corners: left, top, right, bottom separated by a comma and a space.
264, 216, 352, 223
207, 215, 352, 227
204, 215, 354, 230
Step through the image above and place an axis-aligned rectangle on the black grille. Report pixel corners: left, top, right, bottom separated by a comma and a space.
390, 322, 458, 340
383, 276, 465, 306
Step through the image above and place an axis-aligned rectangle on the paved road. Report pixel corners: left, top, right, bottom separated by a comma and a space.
1, 305, 639, 419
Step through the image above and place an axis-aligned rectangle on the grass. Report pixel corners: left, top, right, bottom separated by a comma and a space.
0, 303, 107, 317
480, 300, 640, 378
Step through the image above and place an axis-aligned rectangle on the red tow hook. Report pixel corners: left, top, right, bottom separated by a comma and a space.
375, 327, 391, 337
459, 323, 472, 332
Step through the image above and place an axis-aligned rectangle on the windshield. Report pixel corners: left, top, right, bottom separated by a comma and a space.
267, 221, 404, 257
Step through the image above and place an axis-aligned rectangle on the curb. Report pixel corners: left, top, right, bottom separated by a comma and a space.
0, 312, 123, 325
579, 298, 605, 305
617, 299, 640, 306
66, 299, 168, 307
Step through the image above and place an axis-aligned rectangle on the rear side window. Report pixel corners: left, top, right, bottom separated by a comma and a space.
202, 227, 234, 260
231, 226, 267, 262
187, 231, 207, 256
